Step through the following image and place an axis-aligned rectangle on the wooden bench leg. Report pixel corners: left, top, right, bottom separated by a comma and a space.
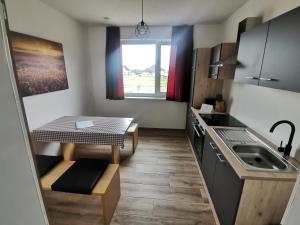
101, 167, 121, 225
132, 129, 138, 153
112, 145, 120, 164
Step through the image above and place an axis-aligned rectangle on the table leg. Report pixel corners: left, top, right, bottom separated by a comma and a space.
112, 145, 120, 164
61, 143, 76, 161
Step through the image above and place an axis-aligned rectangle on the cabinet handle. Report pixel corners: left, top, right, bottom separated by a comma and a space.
259, 77, 278, 82
198, 125, 205, 135
210, 64, 223, 68
210, 142, 218, 150
217, 153, 227, 163
193, 125, 201, 137
245, 76, 260, 80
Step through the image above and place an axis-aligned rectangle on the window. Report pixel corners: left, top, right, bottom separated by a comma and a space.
121, 40, 171, 98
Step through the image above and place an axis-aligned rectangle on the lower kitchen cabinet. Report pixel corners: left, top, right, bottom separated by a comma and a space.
212, 149, 244, 225
202, 134, 243, 225
201, 134, 218, 194
186, 109, 196, 146
200, 133, 295, 225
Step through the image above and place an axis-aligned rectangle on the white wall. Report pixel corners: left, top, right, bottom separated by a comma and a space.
194, 24, 223, 48
6, 0, 94, 154
86, 25, 222, 129
221, 0, 300, 159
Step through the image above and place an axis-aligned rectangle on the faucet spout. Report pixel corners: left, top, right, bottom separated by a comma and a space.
270, 120, 295, 158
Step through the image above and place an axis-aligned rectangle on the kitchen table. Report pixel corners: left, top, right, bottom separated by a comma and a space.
32, 116, 133, 164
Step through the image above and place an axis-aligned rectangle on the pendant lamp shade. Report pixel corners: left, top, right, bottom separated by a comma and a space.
135, 0, 150, 38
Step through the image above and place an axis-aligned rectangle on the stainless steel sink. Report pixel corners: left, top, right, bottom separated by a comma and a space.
214, 128, 298, 172
232, 145, 288, 170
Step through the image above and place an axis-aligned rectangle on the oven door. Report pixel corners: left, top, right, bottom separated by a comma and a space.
193, 123, 205, 164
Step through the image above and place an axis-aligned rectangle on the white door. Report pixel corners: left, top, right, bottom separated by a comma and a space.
0, 1, 49, 224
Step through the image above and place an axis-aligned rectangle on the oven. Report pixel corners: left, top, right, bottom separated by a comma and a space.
193, 120, 206, 164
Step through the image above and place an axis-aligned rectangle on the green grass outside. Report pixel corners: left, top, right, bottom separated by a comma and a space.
124, 74, 168, 94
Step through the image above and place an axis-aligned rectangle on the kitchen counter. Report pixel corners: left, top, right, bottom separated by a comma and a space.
191, 107, 299, 181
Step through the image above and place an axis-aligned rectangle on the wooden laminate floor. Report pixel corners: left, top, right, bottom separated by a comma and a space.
76, 129, 216, 225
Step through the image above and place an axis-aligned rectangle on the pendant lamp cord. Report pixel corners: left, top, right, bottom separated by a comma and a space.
142, 0, 144, 22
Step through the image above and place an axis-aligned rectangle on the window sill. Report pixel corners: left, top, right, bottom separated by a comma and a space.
125, 96, 167, 101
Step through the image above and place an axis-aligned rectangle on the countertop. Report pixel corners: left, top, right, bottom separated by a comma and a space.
191, 107, 299, 181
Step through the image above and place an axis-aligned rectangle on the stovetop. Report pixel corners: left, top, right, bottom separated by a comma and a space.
199, 114, 246, 127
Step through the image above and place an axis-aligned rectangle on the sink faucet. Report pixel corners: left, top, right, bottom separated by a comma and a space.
270, 120, 295, 159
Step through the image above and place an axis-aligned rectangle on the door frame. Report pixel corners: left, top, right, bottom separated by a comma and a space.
0, 0, 49, 224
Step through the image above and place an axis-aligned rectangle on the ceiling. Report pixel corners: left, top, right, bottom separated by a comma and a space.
41, 0, 248, 26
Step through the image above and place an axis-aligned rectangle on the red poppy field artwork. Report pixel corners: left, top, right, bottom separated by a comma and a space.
10, 32, 69, 97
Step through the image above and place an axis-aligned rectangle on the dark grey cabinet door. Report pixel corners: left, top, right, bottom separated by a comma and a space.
186, 109, 196, 145
201, 134, 217, 194
212, 151, 244, 225
260, 7, 300, 92
235, 23, 269, 85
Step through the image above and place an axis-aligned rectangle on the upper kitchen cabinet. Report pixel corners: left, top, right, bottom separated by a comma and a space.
236, 17, 262, 45
235, 23, 269, 85
259, 7, 300, 92
235, 6, 300, 93
209, 43, 237, 80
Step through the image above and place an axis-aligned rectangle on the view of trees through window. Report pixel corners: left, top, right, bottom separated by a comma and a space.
122, 42, 171, 97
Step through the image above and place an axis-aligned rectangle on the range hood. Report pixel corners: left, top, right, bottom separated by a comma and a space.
210, 55, 237, 67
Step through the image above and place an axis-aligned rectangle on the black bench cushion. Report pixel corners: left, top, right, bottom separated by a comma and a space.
51, 158, 109, 194
35, 155, 63, 177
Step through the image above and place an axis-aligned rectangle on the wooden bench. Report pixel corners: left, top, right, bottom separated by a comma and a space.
40, 160, 120, 225
127, 123, 138, 153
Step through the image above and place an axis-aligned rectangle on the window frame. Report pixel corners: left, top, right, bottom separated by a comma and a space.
121, 39, 171, 98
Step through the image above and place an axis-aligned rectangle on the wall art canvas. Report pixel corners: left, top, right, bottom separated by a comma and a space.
10, 31, 69, 97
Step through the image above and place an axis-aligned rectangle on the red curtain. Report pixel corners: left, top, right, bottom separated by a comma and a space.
166, 26, 193, 102
105, 26, 124, 100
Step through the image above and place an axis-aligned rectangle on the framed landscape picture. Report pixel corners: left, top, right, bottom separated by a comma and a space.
10, 31, 69, 97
